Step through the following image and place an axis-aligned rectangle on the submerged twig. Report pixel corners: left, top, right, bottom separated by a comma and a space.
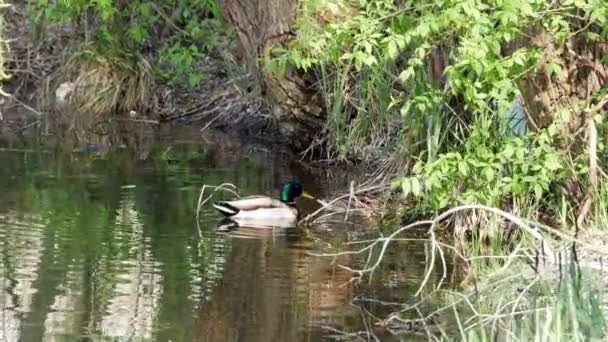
195, 183, 239, 237
344, 180, 355, 222
299, 183, 388, 224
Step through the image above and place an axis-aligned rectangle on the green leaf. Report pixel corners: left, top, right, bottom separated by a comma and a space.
590, 7, 607, 24
483, 167, 495, 181
534, 184, 543, 200
387, 40, 398, 59
390, 179, 402, 190
523, 175, 537, 183
512, 54, 524, 66
585, 32, 601, 42
417, 22, 430, 37
401, 179, 411, 197
458, 161, 469, 177
188, 73, 206, 87
399, 68, 414, 83
400, 102, 412, 117
439, 196, 450, 209
128, 26, 147, 43
547, 60, 564, 78
363, 55, 378, 67
411, 178, 422, 196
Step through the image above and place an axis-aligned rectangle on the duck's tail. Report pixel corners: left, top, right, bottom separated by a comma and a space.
212, 202, 240, 217
217, 218, 238, 231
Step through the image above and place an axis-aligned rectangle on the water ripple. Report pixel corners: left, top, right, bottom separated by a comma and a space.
0, 146, 443, 342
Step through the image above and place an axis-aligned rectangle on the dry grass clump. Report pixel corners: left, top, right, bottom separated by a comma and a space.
451, 209, 519, 255
52, 47, 153, 120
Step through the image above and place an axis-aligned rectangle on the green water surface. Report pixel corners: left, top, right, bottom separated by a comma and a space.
0, 140, 443, 341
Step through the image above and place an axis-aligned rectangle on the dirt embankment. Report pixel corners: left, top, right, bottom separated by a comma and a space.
0, 1, 286, 151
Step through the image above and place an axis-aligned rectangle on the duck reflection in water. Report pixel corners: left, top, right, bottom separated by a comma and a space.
215, 218, 298, 239
197, 223, 357, 342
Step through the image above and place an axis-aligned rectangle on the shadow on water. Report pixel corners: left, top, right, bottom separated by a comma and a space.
0, 129, 450, 341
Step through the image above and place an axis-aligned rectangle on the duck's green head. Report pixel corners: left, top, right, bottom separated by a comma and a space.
280, 181, 314, 203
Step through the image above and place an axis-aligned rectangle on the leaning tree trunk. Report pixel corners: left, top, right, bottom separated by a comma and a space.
218, 0, 325, 150
512, 25, 608, 226
515, 29, 608, 132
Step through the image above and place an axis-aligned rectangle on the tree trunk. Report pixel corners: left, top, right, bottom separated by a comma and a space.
218, 0, 325, 150
511, 26, 608, 224
512, 28, 608, 132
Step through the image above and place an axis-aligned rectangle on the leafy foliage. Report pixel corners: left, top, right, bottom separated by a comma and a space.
272, 0, 607, 223
270, 0, 606, 152
285, 0, 606, 117
30, 0, 229, 86
392, 121, 583, 211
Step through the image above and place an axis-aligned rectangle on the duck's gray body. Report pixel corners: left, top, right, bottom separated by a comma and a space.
212, 196, 299, 228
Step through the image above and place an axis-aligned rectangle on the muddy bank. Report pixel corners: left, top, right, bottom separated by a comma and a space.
1, 1, 289, 153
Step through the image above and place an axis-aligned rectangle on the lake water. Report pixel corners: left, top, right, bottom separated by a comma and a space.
0, 133, 447, 341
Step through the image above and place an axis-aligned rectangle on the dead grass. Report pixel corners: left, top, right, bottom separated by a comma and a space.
50, 47, 153, 119
34, 46, 155, 147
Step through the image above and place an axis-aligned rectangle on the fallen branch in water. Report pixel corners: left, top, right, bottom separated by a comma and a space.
308, 203, 608, 299
325, 227, 608, 339
308, 202, 608, 340
344, 180, 355, 222
299, 182, 389, 224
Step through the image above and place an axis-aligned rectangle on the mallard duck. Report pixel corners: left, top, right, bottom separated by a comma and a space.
212, 181, 313, 228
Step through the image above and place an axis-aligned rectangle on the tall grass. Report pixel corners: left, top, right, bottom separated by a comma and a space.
459, 258, 606, 342
315, 58, 445, 165
318, 63, 349, 158
592, 181, 608, 227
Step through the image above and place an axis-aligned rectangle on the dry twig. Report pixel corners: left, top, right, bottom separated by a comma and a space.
195, 183, 239, 237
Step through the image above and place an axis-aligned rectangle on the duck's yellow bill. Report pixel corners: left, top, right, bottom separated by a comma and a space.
301, 191, 315, 199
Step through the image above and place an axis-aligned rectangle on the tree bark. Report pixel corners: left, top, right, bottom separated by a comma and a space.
218, 0, 325, 150
513, 28, 608, 131
512, 26, 608, 225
